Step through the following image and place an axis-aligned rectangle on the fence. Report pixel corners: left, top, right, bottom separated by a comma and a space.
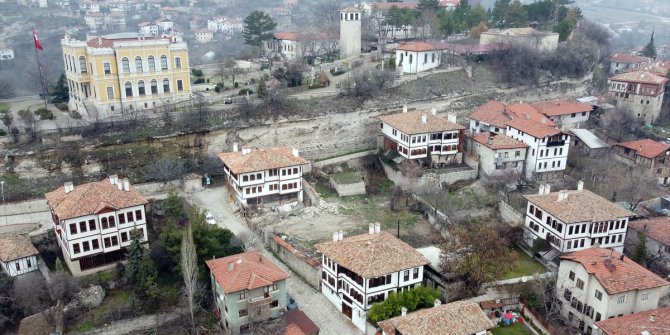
519, 297, 552, 335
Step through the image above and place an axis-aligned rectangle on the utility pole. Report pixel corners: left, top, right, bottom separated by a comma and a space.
397, 219, 400, 238
1, 181, 6, 225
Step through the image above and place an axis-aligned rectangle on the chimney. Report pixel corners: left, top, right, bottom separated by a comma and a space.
369, 223, 374, 234
117, 181, 123, 191
558, 190, 568, 201
447, 114, 457, 123
650, 314, 656, 323
434, 299, 441, 307
242, 147, 251, 155
227, 262, 234, 272
233, 142, 238, 152
333, 231, 339, 241
292, 147, 299, 157
538, 184, 545, 195
620, 254, 624, 261
421, 113, 427, 123
338, 230, 344, 241
402, 105, 407, 113
401, 307, 408, 316
123, 178, 130, 192
544, 184, 551, 195
487, 136, 494, 145
97, 35, 102, 45
374, 222, 380, 233
109, 174, 118, 184
577, 180, 584, 191
64, 182, 74, 194
430, 107, 437, 115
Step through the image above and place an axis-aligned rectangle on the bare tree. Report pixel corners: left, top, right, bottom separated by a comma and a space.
181, 223, 198, 334
146, 156, 186, 183
223, 58, 240, 86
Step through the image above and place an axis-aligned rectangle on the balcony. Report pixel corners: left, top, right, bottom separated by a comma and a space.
546, 140, 565, 147
248, 295, 272, 307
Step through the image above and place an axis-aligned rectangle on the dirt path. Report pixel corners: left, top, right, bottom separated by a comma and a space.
80, 308, 188, 335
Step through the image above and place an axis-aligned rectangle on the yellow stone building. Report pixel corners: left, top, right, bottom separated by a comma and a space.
61, 33, 191, 117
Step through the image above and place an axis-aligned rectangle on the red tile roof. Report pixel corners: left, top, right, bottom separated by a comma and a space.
86, 35, 169, 48
315, 231, 430, 278
560, 248, 669, 295
470, 132, 528, 150
615, 139, 670, 159
378, 110, 465, 135
610, 53, 651, 64
595, 307, 670, 335
218, 146, 308, 174
468, 100, 510, 128
0, 235, 39, 262
506, 117, 559, 139
506, 103, 555, 125
282, 309, 320, 335
628, 217, 670, 247
45, 178, 148, 220
530, 100, 593, 117
205, 251, 288, 293
371, 2, 417, 10
273, 31, 337, 41
378, 301, 494, 335
397, 42, 444, 52
610, 70, 668, 85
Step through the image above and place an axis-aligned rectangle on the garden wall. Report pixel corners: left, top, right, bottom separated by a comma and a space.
329, 178, 366, 196
499, 201, 524, 225
269, 235, 321, 290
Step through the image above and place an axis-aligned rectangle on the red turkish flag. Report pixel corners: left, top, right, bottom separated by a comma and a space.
33, 29, 43, 51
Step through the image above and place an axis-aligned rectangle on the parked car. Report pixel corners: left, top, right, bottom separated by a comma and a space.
286, 293, 298, 310
205, 211, 216, 225
223, 98, 236, 104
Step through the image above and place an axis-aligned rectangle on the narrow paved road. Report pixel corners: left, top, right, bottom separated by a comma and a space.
188, 186, 371, 335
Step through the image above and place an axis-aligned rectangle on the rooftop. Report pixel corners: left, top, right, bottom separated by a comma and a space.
530, 99, 592, 116
205, 251, 289, 293
45, 178, 148, 220
506, 117, 559, 139
217, 146, 308, 174
569, 128, 609, 149
560, 247, 669, 295
595, 306, 670, 335
524, 188, 634, 224
505, 103, 555, 125
0, 235, 39, 262
468, 100, 510, 128
378, 110, 465, 135
370, 2, 417, 10
610, 53, 650, 64
84, 33, 171, 48
273, 31, 337, 41
377, 301, 494, 335
281, 309, 320, 335
396, 42, 444, 52
610, 70, 668, 85
483, 27, 558, 37
629, 216, 670, 247
471, 132, 528, 150
615, 139, 670, 159
314, 231, 430, 278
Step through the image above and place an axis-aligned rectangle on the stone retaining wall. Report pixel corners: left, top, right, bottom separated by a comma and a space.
500, 200, 524, 225
269, 235, 321, 290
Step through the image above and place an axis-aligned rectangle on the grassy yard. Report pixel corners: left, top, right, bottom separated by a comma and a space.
490, 323, 535, 335
339, 194, 420, 228
331, 171, 361, 184
0, 102, 10, 113
499, 248, 547, 280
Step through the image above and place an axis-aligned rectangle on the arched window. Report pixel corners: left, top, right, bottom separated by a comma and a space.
162, 78, 170, 93
150, 79, 158, 94
148, 55, 155, 71
79, 56, 87, 73
121, 57, 130, 73
160, 55, 168, 70
138, 80, 145, 95
125, 81, 133, 97
135, 56, 143, 72
101, 217, 108, 229
109, 216, 116, 227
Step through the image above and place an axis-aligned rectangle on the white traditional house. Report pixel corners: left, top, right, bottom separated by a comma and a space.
138, 22, 160, 37
79, 0, 100, 13
523, 181, 634, 256
218, 145, 309, 206
395, 42, 444, 74
155, 18, 174, 34
529, 100, 593, 129
195, 28, 214, 43
264, 31, 338, 61
378, 107, 465, 166
626, 217, 670, 275
506, 116, 570, 179
556, 247, 669, 334
608, 70, 668, 125
378, 301, 493, 335
609, 53, 651, 75
44, 176, 149, 276
315, 225, 430, 333
207, 17, 243, 35
467, 131, 528, 176
595, 306, 670, 335
468, 100, 511, 134
0, 235, 39, 277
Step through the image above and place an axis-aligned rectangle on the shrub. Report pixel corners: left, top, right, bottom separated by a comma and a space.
55, 102, 68, 111
308, 82, 326, 89
0, 129, 6, 136
249, 78, 256, 84
214, 83, 224, 93
234, 82, 239, 88
34, 108, 55, 120
238, 88, 253, 95
191, 68, 204, 77
531, 238, 551, 252
368, 286, 441, 323
70, 110, 82, 119
206, 78, 210, 83
193, 78, 205, 84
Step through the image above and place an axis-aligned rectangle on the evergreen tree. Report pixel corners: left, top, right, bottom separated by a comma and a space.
417, 0, 440, 13
504, 0, 529, 28
126, 232, 144, 286
243, 11, 277, 47
641, 32, 657, 59
51, 73, 69, 103
631, 233, 647, 266
55, 258, 64, 272
453, 0, 472, 29
491, 0, 511, 28
469, 3, 488, 29
257, 77, 268, 98
164, 188, 185, 225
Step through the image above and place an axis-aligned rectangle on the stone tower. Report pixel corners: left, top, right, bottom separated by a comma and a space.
339, 6, 362, 59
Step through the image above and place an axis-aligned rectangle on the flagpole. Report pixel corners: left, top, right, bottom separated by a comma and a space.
33, 27, 49, 111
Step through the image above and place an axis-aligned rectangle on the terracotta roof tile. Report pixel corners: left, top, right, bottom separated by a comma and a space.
610, 53, 651, 64
629, 217, 670, 247
530, 100, 593, 116
217, 146, 308, 174
86, 35, 170, 48
506, 103, 555, 125
283, 309, 320, 335
274, 31, 337, 41
506, 117, 559, 139
377, 110, 465, 135
378, 301, 494, 335
45, 178, 148, 220
397, 42, 443, 52
314, 231, 430, 278
371, 2, 417, 10
468, 100, 510, 128
205, 251, 288, 293
340, 6, 362, 12
610, 70, 668, 85
524, 189, 634, 224
560, 248, 669, 295
0, 235, 39, 262
615, 139, 670, 159
595, 307, 670, 335
470, 132, 528, 150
